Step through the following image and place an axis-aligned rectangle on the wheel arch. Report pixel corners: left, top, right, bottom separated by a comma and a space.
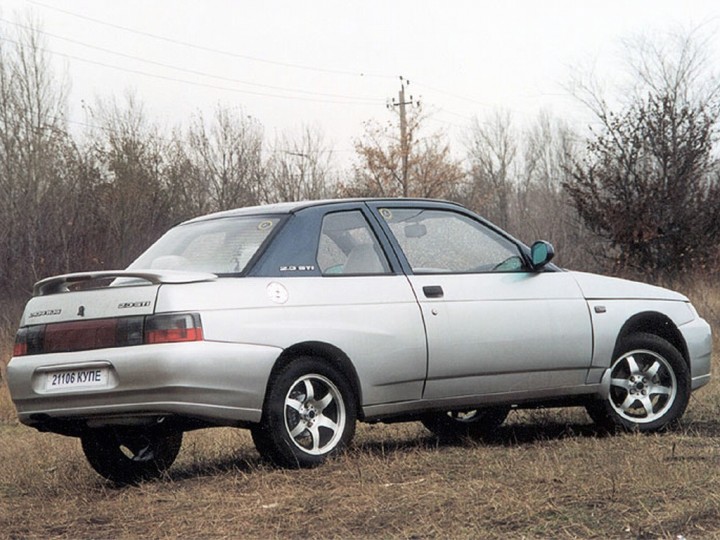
266, 341, 364, 419
614, 311, 689, 366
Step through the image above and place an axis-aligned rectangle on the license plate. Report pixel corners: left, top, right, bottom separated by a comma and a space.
45, 367, 109, 391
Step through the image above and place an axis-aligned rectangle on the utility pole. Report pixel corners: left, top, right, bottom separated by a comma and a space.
388, 76, 418, 197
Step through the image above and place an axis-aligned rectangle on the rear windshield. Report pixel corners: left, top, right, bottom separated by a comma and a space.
128, 216, 281, 275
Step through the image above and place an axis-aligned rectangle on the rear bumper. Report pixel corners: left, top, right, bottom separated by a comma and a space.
7, 341, 282, 434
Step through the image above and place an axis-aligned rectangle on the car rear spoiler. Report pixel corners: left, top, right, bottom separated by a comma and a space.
33, 270, 218, 296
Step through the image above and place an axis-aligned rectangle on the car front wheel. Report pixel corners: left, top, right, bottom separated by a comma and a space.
422, 407, 510, 440
80, 428, 182, 484
252, 357, 357, 468
586, 333, 690, 432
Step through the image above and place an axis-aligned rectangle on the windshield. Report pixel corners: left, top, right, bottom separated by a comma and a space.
128, 216, 282, 275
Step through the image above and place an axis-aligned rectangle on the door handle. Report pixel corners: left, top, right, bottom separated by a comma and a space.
423, 285, 444, 298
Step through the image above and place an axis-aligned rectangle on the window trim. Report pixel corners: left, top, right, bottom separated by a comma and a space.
369, 204, 534, 276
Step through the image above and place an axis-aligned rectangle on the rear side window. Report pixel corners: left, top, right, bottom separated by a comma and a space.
129, 216, 280, 275
317, 211, 390, 275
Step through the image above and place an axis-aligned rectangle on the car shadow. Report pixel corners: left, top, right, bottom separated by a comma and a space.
165, 454, 265, 482
101, 418, 720, 488
351, 417, 720, 459
353, 420, 610, 458
676, 419, 720, 438
96, 452, 265, 489
475, 420, 610, 445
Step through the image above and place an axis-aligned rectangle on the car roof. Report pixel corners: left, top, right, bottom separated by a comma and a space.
183, 197, 462, 224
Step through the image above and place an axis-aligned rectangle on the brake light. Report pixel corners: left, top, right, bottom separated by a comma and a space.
12, 313, 203, 356
13, 341, 27, 357
144, 313, 203, 344
13, 326, 44, 357
13, 333, 28, 356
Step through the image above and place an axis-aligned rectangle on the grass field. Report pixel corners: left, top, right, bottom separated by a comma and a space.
1, 282, 719, 539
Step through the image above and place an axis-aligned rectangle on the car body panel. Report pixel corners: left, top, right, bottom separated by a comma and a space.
585, 297, 711, 384
407, 272, 593, 398
570, 271, 688, 301
156, 276, 428, 405
20, 284, 161, 326
8, 341, 282, 428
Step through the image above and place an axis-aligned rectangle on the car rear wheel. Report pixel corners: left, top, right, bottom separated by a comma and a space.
422, 407, 510, 440
586, 333, 690, 432
251, 357, 356, 468
80, 428, 182, 484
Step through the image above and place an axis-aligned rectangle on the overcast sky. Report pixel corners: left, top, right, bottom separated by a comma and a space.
2, 0, 720, 162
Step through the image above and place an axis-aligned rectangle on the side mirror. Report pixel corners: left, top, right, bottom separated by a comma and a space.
530, 241, 555, 271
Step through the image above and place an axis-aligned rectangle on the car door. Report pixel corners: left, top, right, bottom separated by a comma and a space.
308, 207, 429, 405
370, 203, 593, 401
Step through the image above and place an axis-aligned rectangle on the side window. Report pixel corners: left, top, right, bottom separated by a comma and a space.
379, 208, 525, 274
317, 211, 391, 275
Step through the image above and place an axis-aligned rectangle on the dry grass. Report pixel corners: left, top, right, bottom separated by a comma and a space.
4, 410, 720, 539
1, 284, 720, 539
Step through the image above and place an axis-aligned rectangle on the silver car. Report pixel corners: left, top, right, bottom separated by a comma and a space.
7, 199, 712, 482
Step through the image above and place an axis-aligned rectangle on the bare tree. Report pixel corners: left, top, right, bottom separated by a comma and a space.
0, 16, 73, 295
186, 105, 265, 211
462, 110, 517, 229
458, 110, 598, 270
263, 126, 336, 203
87, 93, 176, 267
163, 128, 212, 218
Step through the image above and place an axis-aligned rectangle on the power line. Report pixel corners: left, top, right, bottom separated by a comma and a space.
425, 115, 472, 131
8, 4, 597, 156
19, 3, 581, 126
412, 79, 584, 123
411, 80, 502, 108
27, 0, 395, 79
0, 18, 383, 104
0, 36, 383, 106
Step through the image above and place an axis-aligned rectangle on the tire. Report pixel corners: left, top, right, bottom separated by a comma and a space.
422, 407, 510, 440
586, 333, 690, 432
251, 357, 357, 468
81, 428, 183, 484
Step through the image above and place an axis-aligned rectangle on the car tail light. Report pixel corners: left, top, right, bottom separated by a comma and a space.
13, 326, 44, 356
12, 313, 202, 356
12, 338, 26, 357
144, 313, 203, 344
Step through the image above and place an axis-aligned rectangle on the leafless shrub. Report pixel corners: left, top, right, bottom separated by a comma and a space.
565, 29, 720, 279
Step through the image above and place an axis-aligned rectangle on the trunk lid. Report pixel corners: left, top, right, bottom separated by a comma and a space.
21, 270, 216, 326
